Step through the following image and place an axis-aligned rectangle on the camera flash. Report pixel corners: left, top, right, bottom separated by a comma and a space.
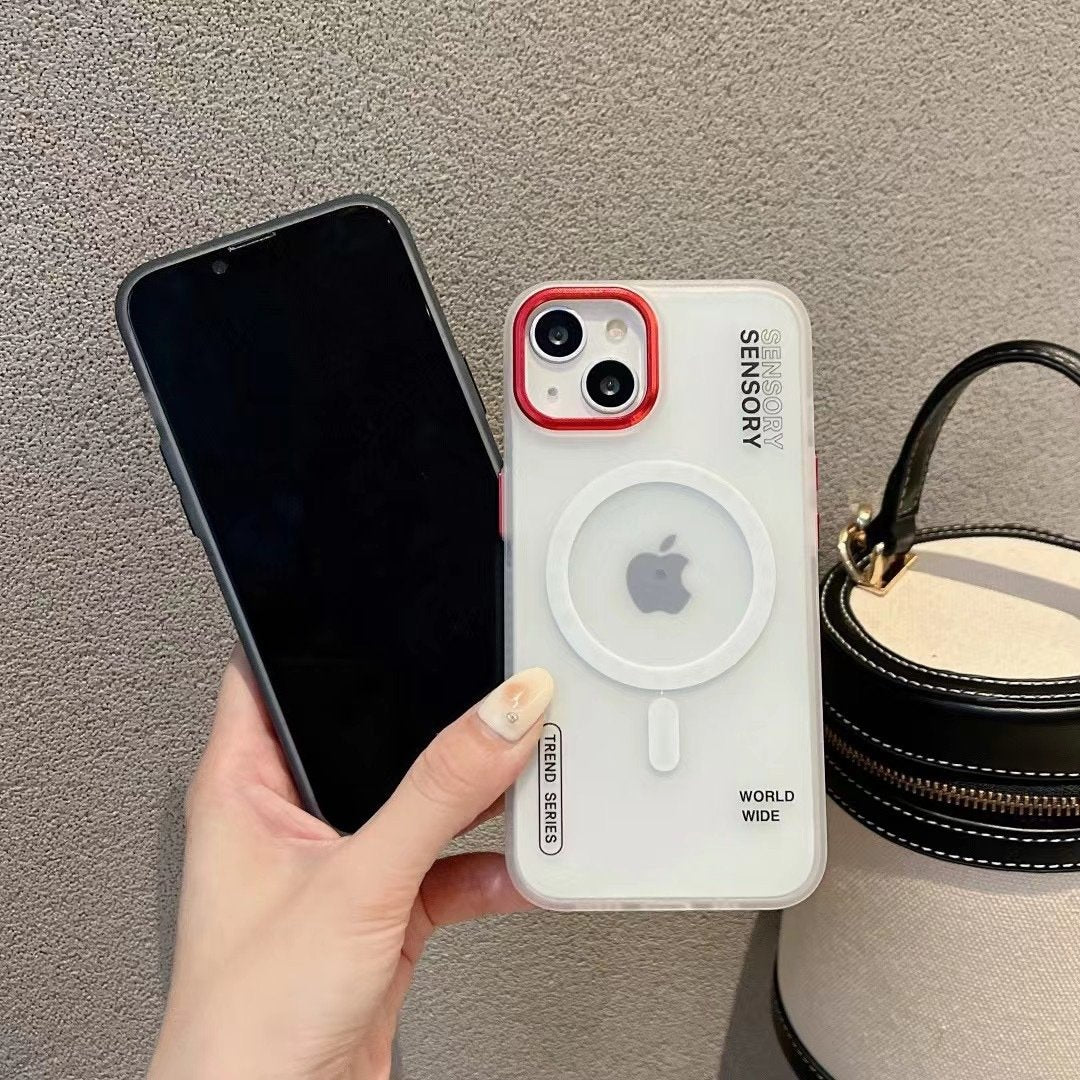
606, 319, 627, 342
547, 386, 559, 400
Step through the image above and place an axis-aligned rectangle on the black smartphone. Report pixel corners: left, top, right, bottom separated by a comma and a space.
117, 196, 501, 833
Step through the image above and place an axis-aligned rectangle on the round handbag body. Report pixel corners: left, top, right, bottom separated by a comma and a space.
776, 528, 1080, 1079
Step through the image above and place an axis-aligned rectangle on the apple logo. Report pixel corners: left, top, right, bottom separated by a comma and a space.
626, 534, 691, 614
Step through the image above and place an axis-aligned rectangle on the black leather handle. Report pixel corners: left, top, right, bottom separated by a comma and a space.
862, 340, 1080, 558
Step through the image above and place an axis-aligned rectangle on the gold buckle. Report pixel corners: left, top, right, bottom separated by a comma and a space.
838, 503, 917, 596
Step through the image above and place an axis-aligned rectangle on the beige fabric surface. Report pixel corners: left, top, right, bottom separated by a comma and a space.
4, 3, 1080, 1079
779, 804, 1080, 1080
849, 535, 1080, 679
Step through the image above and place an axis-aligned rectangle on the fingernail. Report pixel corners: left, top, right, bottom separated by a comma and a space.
477, 667, 554, 742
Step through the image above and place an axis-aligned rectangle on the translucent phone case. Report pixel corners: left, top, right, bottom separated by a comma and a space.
504, 281, 825, 910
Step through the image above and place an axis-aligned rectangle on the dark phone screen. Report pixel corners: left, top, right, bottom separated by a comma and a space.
127, 204, 500, 832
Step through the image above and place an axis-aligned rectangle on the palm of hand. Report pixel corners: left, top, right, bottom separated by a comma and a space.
150, 652, 547, 1080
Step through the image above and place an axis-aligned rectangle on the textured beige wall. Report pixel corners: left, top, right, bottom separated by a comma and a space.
4, 2, 1080, 1078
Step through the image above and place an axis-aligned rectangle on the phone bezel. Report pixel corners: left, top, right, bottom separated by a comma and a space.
115, 195, 502, 830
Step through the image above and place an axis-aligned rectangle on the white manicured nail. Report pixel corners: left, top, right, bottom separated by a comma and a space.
477, 667, 554, 741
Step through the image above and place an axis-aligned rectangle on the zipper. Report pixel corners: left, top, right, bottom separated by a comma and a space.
825, 726, 1080, 818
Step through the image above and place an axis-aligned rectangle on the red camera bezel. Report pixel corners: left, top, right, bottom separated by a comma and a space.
512, 286, 659, 431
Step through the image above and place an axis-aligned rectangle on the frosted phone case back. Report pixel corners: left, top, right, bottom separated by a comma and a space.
504, 281, 825, 910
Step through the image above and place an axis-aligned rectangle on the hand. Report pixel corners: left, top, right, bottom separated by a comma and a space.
149, 648, 553, 1080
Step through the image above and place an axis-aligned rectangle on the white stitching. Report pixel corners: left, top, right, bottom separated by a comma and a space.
773, 995, 830, 1080
828, 757, 1080, 844
833, 526, 1080, 687
826, 701, 1080, 778
829, 789, 1080, 870
827, 526, 1080, 690
820, 545, 1080, 701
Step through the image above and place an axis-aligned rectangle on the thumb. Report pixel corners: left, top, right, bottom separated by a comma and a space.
345, 667, 554, 888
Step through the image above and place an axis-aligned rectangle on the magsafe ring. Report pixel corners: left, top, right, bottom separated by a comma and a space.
546, 461, 776, 691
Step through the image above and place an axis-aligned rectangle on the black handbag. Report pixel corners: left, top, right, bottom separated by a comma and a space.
774, 341, 1080, 1079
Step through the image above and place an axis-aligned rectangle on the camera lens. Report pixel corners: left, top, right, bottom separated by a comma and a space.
584, 359, 636, 412
532, 309, 584, 361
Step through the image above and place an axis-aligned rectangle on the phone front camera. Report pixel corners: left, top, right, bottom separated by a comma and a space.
532, 308, 585, 361
584, 359, 636, 412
